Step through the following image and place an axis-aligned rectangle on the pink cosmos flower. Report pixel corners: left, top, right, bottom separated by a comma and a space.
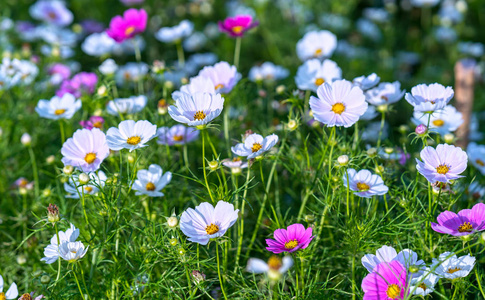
431, 203, 485, 236
218, 15, 258, 38
106, 8, 148, 43
61, 128, 110, 172
361, 261, 408, 300
80, 116, 105, 130
57, 72, 98, 98
265, 224, 314, 254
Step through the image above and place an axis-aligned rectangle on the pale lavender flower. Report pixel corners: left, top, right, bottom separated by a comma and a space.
157, 125, 199, 146
416, 144, 468, 183
343, 169, 388, 198
29, 0, 73, 27
61, 128, 110, 172
295, 59, 342, 92
365, 81, 405, 106
198, 61, 241, 94
352, 73, 380, 91
231, 133, 278, 159
106, 120, 157, 152
405, 83, 454, 113
168, 92, 224, 127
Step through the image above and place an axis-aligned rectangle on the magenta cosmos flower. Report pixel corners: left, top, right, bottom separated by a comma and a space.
431, 203, 485, 236
218, 15, 258, 38
80, 116, 105, 130
106, 8, 147, 43
61, 128, 110, 172
57, 72, 98, 98
416, 144, 468, 183
266, 224, 314, 254
362, 260, 408, 300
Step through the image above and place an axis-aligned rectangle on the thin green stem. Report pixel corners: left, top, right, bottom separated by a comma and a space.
216, 244, 228, 300
202, 130, 215, 203
377, 111, 385, 149
176, 41, 185, 67
233, 37, 241, 68
59, 119, 66, 144
28, 146, 39, 198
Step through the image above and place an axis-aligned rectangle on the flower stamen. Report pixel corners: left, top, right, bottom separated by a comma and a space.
54, 109, 66, 115
173, 135, 184, 141
251, 143, 263, 153
267, 255, 282, 270
432, 119, 445, 127
357, 182, 370, 191
125, 26, 136, 36
447, 267, 461, 274
205, 223, 219, 235
331, 103, 345, 115
84, 152, 97, 164
436, 164, 449, 175
314, 78, 325, 86
127, 136, 141, 145
386, 284, 400, 299
458, 222, 473, 233
194, 111, 206, 121
284, 239, 298, 249
146, 182, 156, 191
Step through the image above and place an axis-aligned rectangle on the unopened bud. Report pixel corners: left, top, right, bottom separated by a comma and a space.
337, 155, 349, 166
63, 165, 74, 175
444, 133, 454, 144
164, 81, 174, 90
398, 124, 409, 134
191, 270, 206, 283
167, 216, 178, 228
231, 167, 242, 176
409, 265, 419, 273
375, 165, 384, 174
127, 155, 135, 164
21, 133, 31, 146
78, 173, 90, 185
169, 238, 178, 246
42, 188, 51, 197
384, 147, 394, 154
47, 204, 60, 224
40, 275, 51, 284
287, 119, 298, 131
415, 124, 427, 135
208, 160, 218, 171
305, 214, 315, 223
17, 255, 27, 265
46, 155, 55, 164
376, 105, 388, 113
19, 187, 28, 195
180, 77, 188, 85
367, 147, 377, 157
276, 85, 286, 95
97, 85, 107, 97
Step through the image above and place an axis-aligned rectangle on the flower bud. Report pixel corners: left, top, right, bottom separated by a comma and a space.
41, 275, 51, 284
63, 165, 74, 175
97, 85, 107, 97
460, 234, 473, 242
415, 124, 427, 135
181, 77, 189, 85
19, 187, 28, 195
191, 270, 206, 283
60, 176, 68, 184
384, 147, 394, 154
47, 204, 60, 224
78, 173, 90, 185
167, 216, 178, 228
258, 89, 267, 98
367, 147, 377, 157
444, 133, 454, 144
208, 160, 219, 171
46, 155, 56, 164
305, 214, 315, 223
276, 85, 286, 95
287, 119, 298, 131
408, 265, 419, 273
337, 155, 349, 166
375, 165, 384, 174
17, 254, 27, 265
32, 270, 43, 277
21, 133, 31, 146
42, 188, 51, 197
376, 105, 388, 113
169, 238, 178, 246
127, 155, 136, 164
398, 125, 409, 134
164, 81, 174, 90
178, 248, 186, 256
268, 269, 282, 281
480, 232, 485, 244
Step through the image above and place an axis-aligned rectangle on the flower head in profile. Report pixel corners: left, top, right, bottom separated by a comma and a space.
296, 30, 337, 61
431, 252, 475, 280
247, 256, 293, 281
218, 15, 258, 38
405, 83, 454, 113
309, 79, 368, 128
413, 105, 463, 136
265, 224, 314, 254
35, 93, 81, 120
106, 8, 148, 43
155, 20, 193, 43
29, 0, 73, 27
168, 92, 224, 127
361, 261, 408, 300
467, 142, 485, 175
106, 120, 157, 152
352, 73, 380, 91
80, 116, 105, 130
295, 59, 342, 92
157, 125, 199, 146
41, 223, 80, 264
59, 241, 88, 263
61, 128, 110, 172
198, 61, 241, 94
172, 75, 216, 99
222, 157, 248, 175
231, 133, 278, 159
409, 269, 439, 296
180, 201, 239, 245
365, 81, 405, 106
249, 62, 289, 83
0, 275, 18, 300
106, 95, 147, 116
416, 144, 467, 183
431, 203, 485, 236
64, 171, 107, 199
343, 169, 388, 198
132, 164, 172, 197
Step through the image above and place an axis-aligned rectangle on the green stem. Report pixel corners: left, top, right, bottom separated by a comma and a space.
236, 168, 251, 268
28, 146, 39, 198
55, 223, 61, 282
176, 41, 185, 67
59, 119, 65, 144
346, 168, 351, 217
327, 127, 336, 175
233, 37, 241, 68
202, 130, 215, 203
377, 111, 385, 149
216, 244, 228, 300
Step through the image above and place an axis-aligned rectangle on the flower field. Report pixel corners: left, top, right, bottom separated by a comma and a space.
1, 0, 485, 299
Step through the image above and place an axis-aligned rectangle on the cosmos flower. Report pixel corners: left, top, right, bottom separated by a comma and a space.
18, 292, 44, 300
106, 8, 147, 43
106, 120, 157, 152
115, 62, 148, 86
231, 133, 278, 159
13, 178, 34, 190
431, 252, 475, 280
405, 83, 454, 113
64, 171, 107, 199
416, 144, 468, 183
431, 203, 485, 236
80, 116, 105, 130
29, 0, 73, 27
106, 95, 147, 116
99, 58, 118, 75
378, 148, 410, 166
172, 75, 216, 98
179, 201, 239, 245
352, 73, 380, 91
295, 59, 342, 92
467, 142, 485, 175
155, 20, 193, 43
156, 125, 199, 146
362, 246, 426, 278
309, 79, 368, 128
246, 255, 293, 281
222, 157, 248, 175
296, 30, 337, 61
218, 15, 258, 38
168, 92, 224, 127
61, 128, 110, 172
265, 224, 314, 254
47, 63, 71, 85
198, 61, 241, 94
361, 261, 408, 300
410, 0, 440, 7
56, 72, 98, 98
409, 269, 439, 296
343, 169, 388, 198
0, 275, 18, 300
132, 164, 172, 197
413, 105, 463, 136
248, 62, 289, 83
81, 32, 116, 57
58, 241, 88, 263
365, 81, 405, 106
41, 223, 80, 264
467, 182, 485, 200
183, 32, 207, 52
35, 93, 81, 120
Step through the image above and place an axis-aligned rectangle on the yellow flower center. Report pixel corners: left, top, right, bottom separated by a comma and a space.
432, 119, 445, 127
314, 48, 323, 56
386, 284, 401, 299
215, 83, 224, 90
267, 255, 282, 270
125, 26, 136, 36
476, 159, 485, 167
205, 223, 219, 235
232, 26, 244, 34
54, 109, 66, 115
193, 111, 206, 121
173, 135, 184, 141
447, 267, 461, 274
436, 164, 449, 175
314, 78, 325, 86
284, 239, 299, 249
84, 152, 97, 164
251, 143, 263, 153
233, 157, 241, 162
0, 292, 6, 300
331, 103, 345, 115
357, 182, 370, 191
458, 222, 473, 233
127, 136, 141, 145
93, 121, 103, 128
418, 283, 427, 291
146, 182, 156, 191
84, 186, 93, 193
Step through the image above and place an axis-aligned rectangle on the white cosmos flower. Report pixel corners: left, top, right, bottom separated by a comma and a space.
405, 83, 454, 113
168, 92, 224, 127
132, 164, 172, 197
155, 20, 194, 43
180, 201, 239, 245
231, 133, 278, 159
431, 252, 475, 279
99, 58, 118, 75
58, 241, 88, 263
35, 93, 81, 120
64, 171, 107, 198
106, 120, 157, 152
172, 75, 216, 99
352, 73, 380, 91
296, 30, 337, 61
81, 32, 116, 57
157, 125, 199, 146
410, 269, 440, 296
198, 61, 241, 94
295, 59, 342, 92
466, 143, 485, 175
365, 81, 405, 106
343, 169, 388, 198
41, 223, 80, 264
247, 256, 293, 280
413, 105, 463, 136
361, 246, 425, 278
106, 95, 147, 115
0, 275, 18, 299
248, 62, 289, 83
115, 62, 148, 86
